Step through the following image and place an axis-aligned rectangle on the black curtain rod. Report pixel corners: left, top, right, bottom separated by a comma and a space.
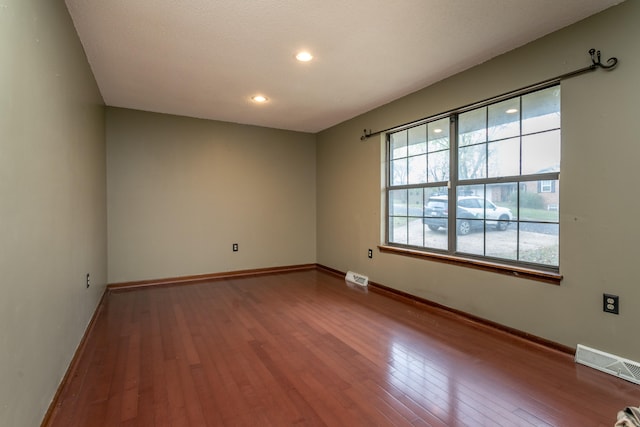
360, 48, 618, 141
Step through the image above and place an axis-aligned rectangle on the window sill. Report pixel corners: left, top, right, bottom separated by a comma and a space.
378, 245, 562, 285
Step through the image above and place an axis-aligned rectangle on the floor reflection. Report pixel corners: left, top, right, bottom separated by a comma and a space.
388, 340, 457, 424
386, 339, 558, 426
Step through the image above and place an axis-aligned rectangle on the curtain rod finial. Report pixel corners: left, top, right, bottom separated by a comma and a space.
589, 48, 618, 70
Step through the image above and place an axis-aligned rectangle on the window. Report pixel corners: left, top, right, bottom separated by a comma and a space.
539, 180, 555, 193
386, 85, 560, 271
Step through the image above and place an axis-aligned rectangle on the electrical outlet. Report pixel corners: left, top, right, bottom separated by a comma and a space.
233, 243, 238, 252
86, 273, 90, 289
603, 293, 619, 314
368, 249, 373, 259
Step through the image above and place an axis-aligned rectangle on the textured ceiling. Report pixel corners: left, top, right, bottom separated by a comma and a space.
65, 0, 623, 133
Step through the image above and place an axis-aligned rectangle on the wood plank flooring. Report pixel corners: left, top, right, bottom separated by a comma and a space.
45, 269, 640, 426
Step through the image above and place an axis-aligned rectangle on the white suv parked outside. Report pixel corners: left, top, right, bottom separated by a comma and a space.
423, 195, 513, 235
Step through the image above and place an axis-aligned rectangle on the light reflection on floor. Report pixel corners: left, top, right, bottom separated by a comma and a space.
387, 339, 556, 426
388, 340, 456, 424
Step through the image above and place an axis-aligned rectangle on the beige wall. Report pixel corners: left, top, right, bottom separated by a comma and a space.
0, 1, 107, 426
106, 108, 316, 283
317, 0, 640, 361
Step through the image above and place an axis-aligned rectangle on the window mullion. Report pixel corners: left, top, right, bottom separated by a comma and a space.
449, 115, 458, 252
385, 134, 392, 245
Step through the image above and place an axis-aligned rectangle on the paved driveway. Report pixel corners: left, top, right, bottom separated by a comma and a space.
392, 218, 558, 265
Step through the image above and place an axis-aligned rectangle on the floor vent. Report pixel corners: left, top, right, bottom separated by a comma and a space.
575, 344, 640, 385
345, 271, 368, 288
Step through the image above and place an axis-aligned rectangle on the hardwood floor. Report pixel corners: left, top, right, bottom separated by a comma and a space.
46, 269, 640, 426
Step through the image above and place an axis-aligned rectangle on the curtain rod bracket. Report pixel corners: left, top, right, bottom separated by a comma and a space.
589, 48, 617, 70
361, 48, 619, 141
360, 129, 372, 141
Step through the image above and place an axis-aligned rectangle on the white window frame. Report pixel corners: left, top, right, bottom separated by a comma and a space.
540, 180, 554, 193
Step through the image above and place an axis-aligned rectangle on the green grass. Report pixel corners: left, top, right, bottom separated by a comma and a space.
502, 204, 559, 222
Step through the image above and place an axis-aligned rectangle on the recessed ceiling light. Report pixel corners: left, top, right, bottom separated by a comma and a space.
295, 51, 313, 62
251, 95, 268, 103
506, 108, 518, 114
433, 128, 443, 133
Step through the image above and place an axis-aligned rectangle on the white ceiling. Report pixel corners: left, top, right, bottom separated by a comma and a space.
65, 0, 622, 133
